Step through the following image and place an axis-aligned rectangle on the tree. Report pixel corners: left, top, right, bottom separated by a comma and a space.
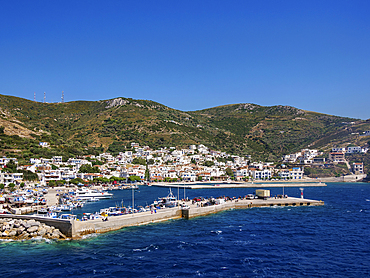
0, 126, 4, 134
0, 184, 4, 190
225, 167, 234, 177
204, 161, 214, 167
78, 164, 100, 173
197, 176, 203, 181
70, 178, 85, 185
8, 183, 16, 192
132, 158, 146, 165
128, 175, 141, 182
4, 160, 17, 172
48, 180, 57, 187
20, 182, 25, 188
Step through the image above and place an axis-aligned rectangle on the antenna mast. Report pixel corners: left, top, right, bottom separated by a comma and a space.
44, 92, 46, 103
34, 92, 36, 102
61, 91, 64, 103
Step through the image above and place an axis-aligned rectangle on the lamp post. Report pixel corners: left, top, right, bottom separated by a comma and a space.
132, 183, 135, 211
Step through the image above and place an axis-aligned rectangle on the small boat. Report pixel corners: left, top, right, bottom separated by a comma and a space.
37, 207, 48, 214
58, 214, 77, 220
58, 204, 72, 211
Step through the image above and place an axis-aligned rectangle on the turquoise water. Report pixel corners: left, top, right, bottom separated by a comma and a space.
1, 183, 370, 277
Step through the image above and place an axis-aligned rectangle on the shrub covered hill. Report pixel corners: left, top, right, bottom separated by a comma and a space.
0, 94, 369, 164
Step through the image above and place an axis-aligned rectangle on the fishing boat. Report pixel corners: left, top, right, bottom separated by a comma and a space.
58, 214, 77, 220
156, 189, 178, 208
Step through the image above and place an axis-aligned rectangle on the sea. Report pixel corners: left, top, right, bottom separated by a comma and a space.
0, 183, 369, 278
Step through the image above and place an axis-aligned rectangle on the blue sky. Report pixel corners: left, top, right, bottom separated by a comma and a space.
0, 0, 369, 119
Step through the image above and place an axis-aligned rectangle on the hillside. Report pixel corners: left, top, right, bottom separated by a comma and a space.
0, 94, 367, 164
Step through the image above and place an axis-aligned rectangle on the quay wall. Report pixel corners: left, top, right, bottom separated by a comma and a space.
182, 197, 324, 219
73, 207, 182, 238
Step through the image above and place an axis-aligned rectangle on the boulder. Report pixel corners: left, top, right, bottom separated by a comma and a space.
27, 226, 38, 233
38, 228, 46, 236
28, 220, 40, 227
8, 230, 17, 237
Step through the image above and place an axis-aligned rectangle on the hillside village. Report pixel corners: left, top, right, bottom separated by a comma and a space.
0, 141, 368, 188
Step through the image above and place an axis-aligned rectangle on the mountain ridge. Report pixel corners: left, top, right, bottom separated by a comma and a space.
0, 94, 368, 164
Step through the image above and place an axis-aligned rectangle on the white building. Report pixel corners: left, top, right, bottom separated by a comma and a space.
347, 146, 362, 154
352, 163, 364, 174
0, 171, 23, 186
279, 167, 304, 180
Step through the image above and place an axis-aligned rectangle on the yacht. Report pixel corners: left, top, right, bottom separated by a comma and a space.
71, 188, 113, 200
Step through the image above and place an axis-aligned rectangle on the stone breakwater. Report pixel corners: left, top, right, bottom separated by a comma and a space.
0, 218, 67, 240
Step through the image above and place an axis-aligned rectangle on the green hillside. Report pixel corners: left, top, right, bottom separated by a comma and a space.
0, 94, 367, 164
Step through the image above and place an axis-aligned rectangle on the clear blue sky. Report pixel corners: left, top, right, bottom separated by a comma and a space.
0, 0, 369, 119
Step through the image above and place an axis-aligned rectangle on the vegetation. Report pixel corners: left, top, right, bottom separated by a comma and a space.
0, 94, 367, 164
132, 158, 147, 165
78, 164, 100, 173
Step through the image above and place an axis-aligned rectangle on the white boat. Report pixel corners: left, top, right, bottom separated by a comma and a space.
72, 188, 113, 200
58, 214, 77, 220
37, 207, 48, 214
58, 204, 72, 211
157, 189, 178, 208
86, 197, 99, 202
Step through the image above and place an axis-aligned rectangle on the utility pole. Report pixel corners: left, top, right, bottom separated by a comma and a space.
43, 92, 46, 103
34, 92, 36, 102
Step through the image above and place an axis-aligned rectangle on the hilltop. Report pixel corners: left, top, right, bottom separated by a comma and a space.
0, 94, 369, 164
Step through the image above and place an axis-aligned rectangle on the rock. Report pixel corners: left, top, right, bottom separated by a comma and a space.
2, 231, 9, 236
8, 230, 17, 237
27, 226, 38, 233
23, 222, 31, 229
28, 220, 40, 227
13, 223, 20, 228
20, 232, 29, 239
38, 228, 46, 236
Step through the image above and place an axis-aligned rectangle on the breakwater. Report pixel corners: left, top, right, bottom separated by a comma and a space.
0, 217, 67, 240
0, 196, 324, 239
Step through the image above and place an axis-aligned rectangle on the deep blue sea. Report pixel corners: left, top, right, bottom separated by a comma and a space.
1, 183, 370, 277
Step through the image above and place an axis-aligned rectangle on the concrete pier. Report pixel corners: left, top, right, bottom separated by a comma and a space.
181, 197, 324, 219
0, 197, 324, 239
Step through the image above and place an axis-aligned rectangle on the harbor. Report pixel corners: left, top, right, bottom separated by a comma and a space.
151, 181, 327, 189
0, 186, 324, 239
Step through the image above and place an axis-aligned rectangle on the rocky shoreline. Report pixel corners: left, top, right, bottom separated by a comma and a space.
0, 218, 67, 240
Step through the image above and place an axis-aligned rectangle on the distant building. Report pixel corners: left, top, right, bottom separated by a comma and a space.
329, 152, 345, 163
279, 167, 304, 180
332, 147, 346, 153
347, 146, 362, 154
39, 142, 49, 148
352, 163, 364, 174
